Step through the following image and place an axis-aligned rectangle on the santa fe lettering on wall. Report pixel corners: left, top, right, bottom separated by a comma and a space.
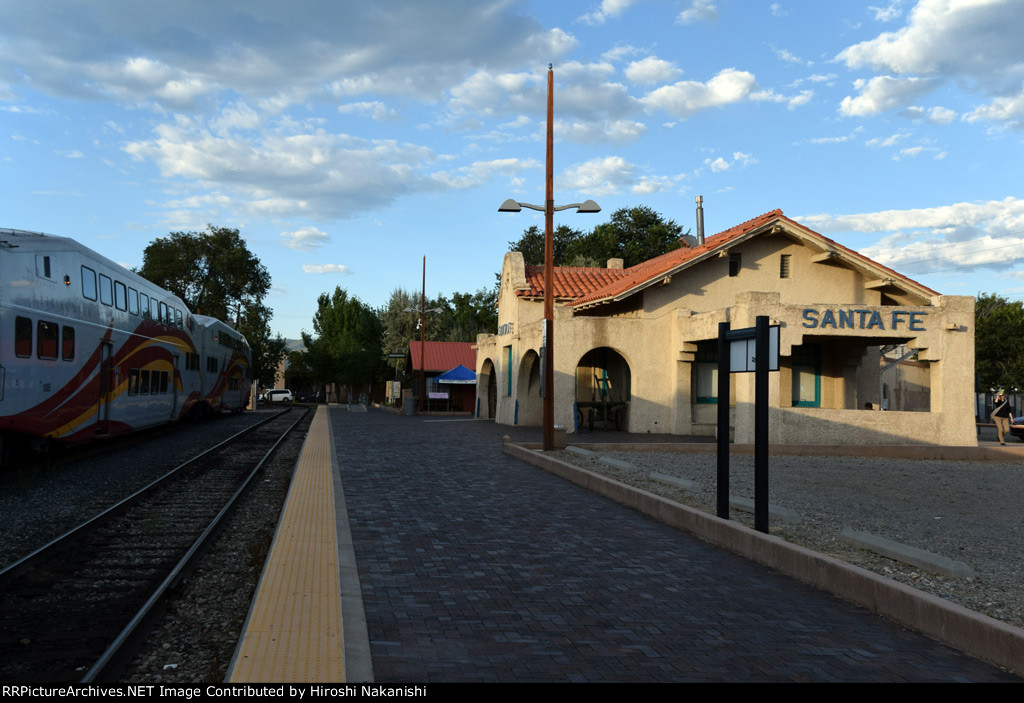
801, 308, 926, 331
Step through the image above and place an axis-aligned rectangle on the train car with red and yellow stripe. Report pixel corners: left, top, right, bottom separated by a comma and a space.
0, 228, 251, 461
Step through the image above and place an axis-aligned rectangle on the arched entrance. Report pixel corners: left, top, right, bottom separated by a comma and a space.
478, 358, 497, 419
516, 350, 542, 425
575, 347, 631, 431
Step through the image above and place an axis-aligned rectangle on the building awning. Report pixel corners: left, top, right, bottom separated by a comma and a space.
435, 364, 476, 385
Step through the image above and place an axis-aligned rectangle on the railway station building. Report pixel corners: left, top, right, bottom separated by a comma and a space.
474, 209, 976, 446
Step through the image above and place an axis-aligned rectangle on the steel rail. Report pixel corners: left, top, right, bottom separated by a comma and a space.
0, 408, 291, 587
82, 407, 309, 682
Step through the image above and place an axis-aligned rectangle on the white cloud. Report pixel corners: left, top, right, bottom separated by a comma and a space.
964, 92, 1024, 130
281, 227, 330, 251
559, 155, 637, 196
706, 157, 729, 172
787, 90, 813, 109
0, 2, 579, 109
641, 68, 758, 118
57, 150, 85, 158
703, 151, 756, 173
123, 111, 447, 220
869, 1, 904, 22
770, 4, 786, 18
773, 47, 811, 66
801, 197, 1024, 273
866, 132, 908, 147
631, 175, 674, 195
802, 126, 865, 145
579, 0, 637, 25
900, 105, 957, 124
838, 0, 1024, 88
624, 57, 683, 85
839, 75, 939, 116
338, 101, 400, 121
677, 0, 718, 25
557, 119, 647, 144
431, 157, 539, 189
302, 263, 351, 274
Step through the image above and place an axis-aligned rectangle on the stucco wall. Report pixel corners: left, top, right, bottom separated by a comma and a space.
478, 231, 976, 447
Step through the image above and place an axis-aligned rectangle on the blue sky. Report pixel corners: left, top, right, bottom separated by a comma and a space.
3, 0, 1024, 339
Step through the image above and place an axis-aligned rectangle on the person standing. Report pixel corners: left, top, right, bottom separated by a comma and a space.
991, 390, 1013, 445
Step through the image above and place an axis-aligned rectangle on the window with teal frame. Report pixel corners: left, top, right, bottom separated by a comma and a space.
505, 346, 512, 395
695, 340, 718, 404
791, 343, 821, 407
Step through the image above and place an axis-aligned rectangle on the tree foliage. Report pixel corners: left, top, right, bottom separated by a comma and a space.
975, 292, 1024, 391
302, 287, 385, 393
508, 206, 686, 268
139, 224, 284, 385
139, 225, 270, 321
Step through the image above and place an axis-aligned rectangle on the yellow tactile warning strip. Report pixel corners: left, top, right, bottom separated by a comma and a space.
228, 405, 345, 682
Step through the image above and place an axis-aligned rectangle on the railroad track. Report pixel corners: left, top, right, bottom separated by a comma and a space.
0, 407, 308, 683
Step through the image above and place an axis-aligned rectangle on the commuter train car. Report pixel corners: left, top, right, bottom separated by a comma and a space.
0, 228, 251, 459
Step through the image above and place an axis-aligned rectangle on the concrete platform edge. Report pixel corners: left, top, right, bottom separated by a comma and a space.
520, 441, 1024, 460
504, 441, 1024, 676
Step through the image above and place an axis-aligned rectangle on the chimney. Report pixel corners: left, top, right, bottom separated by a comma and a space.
695, 195, 705, 245
607, 258, 624, 269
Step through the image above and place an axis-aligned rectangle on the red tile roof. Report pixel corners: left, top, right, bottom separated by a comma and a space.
564, 209, 938, 309
408, 341, 477, 372
517, 265, 631, 300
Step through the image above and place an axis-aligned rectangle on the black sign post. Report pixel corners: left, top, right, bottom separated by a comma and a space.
716, 315, 778, 534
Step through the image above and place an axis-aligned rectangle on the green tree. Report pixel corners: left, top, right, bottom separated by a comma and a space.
583, 206, 685, 267
139, 225, 284, 386
241, 305, 288, 388
139, 225, 270, 321
303, 287, 385, 396
506, 206, 686, 268
975, 292, 1024, 390
507, 224, 585, 266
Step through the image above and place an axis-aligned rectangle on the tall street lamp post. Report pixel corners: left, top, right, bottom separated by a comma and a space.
499, 64, 600, 450
405, 256, 442, 413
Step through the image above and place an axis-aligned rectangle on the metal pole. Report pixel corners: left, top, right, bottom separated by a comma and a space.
716, 321, 730, 519
543, 64, 555, 451
419, 256, 426, 413
754, 315, 769, 533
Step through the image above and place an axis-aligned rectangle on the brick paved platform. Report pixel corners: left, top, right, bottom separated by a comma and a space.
331, 410, 1019, 682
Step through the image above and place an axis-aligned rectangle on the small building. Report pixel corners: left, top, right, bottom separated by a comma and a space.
407, 340, 477, 412
475, 210, 976, 446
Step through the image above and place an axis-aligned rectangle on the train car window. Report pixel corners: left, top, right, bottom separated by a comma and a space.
37, 255, 52, 279
175, 309, 183, 329
99, 274, 113, 306
207, 356, 218, 373
128, 288, 139, 315
140, 369, 150, 395
128, 369, 139, 395
159, 302, 168, 326
15, 316, 32, 357
150, 297, 159, 321
82, 267, 97, 301
160, 370, 169, 393
37, 320, 58, 359
62, 326, 75, 361
114, 281, 127, 310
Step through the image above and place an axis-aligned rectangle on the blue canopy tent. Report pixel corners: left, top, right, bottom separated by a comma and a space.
431, 364, 477, 412
434, 364, 476, 385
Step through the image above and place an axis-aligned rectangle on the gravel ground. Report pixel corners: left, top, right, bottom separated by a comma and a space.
552, 443, 1024, 630
0, 410, 280, 570
121, 409, 311, 683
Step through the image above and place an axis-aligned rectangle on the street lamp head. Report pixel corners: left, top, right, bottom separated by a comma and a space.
576, 199, 601, 214
498, 199, 522, 213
